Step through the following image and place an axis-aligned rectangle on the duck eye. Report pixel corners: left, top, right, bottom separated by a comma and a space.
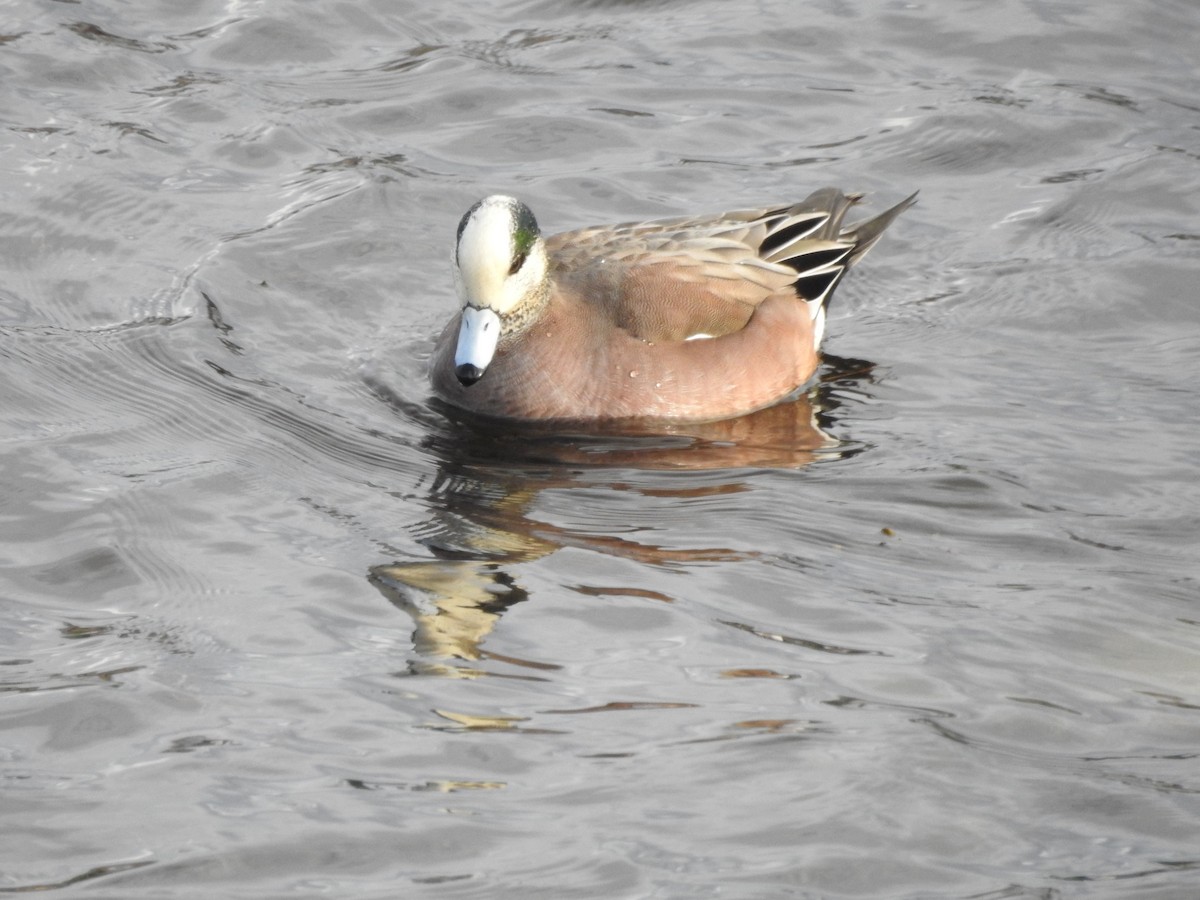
508, 250, 528, 276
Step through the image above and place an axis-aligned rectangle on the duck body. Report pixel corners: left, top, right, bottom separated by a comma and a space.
430, 188, 916, 424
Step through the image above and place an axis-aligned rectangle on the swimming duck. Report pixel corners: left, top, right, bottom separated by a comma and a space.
430, 188, 916, 423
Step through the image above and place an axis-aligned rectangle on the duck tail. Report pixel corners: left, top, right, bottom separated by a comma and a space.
843, 190, 919, 268
771, 189, 916, 350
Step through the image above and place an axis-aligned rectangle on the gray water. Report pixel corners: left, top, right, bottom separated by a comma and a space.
3, 1, 1199, 897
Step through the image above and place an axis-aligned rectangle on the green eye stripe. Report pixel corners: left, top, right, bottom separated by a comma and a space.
508, 203, 539, 275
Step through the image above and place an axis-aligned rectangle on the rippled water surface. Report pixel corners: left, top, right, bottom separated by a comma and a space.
3, 1, 1199, 897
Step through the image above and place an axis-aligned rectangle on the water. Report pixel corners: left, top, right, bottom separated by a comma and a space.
2, 1, 1199, 897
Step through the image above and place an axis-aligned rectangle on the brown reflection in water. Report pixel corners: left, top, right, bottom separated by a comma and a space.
721, 667, 794, 679
370, 364, 870, 672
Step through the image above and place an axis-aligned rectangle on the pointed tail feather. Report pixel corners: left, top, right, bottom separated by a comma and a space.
843, 191, 919, 268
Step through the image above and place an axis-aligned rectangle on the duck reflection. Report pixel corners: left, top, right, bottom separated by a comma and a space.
369, 358, 871, 676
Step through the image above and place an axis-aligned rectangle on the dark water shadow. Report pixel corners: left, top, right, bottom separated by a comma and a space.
367, 356, 875, 676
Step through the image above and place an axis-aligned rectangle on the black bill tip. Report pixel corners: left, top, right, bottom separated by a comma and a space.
455, 363, 484, 386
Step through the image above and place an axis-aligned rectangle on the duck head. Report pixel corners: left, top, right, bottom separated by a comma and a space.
451, 195, 550, 386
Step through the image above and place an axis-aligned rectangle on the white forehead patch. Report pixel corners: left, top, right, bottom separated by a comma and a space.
456, 197, 521, 314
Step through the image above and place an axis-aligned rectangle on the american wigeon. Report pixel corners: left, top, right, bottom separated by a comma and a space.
430, 188, 916, 423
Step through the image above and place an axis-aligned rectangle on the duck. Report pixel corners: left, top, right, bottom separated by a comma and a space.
430, 188, 916, 423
